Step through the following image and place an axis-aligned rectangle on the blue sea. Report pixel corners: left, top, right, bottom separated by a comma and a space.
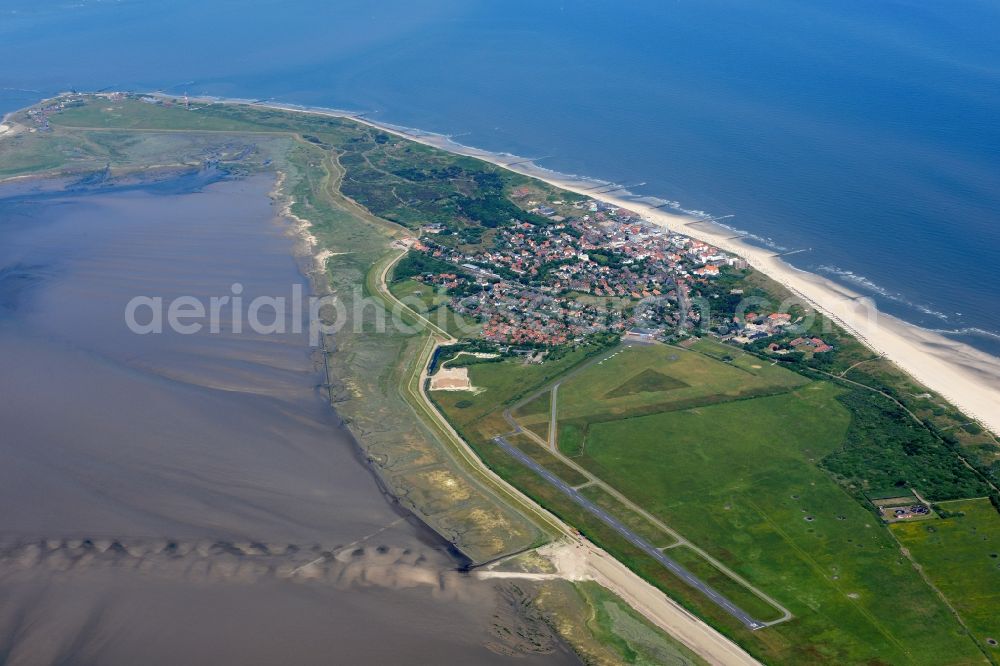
4, 0, 999, 355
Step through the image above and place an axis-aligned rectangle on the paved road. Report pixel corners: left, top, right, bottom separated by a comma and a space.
493, 435, 765, 631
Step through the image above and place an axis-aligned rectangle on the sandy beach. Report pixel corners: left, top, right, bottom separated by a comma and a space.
553, 186, 1000, 437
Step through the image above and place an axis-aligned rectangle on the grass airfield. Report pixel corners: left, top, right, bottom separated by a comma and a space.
485, 341, 989, 664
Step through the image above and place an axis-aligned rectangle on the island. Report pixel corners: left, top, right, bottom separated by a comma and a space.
2, 93, 998, 666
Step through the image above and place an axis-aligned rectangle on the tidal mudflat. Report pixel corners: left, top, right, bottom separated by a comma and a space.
0, 173, 574, 664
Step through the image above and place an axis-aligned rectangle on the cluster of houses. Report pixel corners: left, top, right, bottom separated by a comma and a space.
408, 194, 749, 346
24, 92, 135, 133
726, 311, 796, 344
26, 93, 195, 136
721, 311, 833, 354
23, 100, 70, 132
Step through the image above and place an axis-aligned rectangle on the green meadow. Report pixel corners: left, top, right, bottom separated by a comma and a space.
893, 498, 1000, 653
558, 346, 984, 663
512, 388, 551, 442
432, 349, 596, 429
506, 433, 590, 487
578, 485, 679, 549
439, 339, 990, 663
551, 341, 808, 430
388, 278, 480, 339
666, 545, 784, 625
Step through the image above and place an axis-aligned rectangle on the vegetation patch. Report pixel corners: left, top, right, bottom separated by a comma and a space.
558, 422, 587, 458
555, 343, 808, 435
821, 390, 991, 502
574, 384, 983, 664
578, 485, 678, 549
892, 498, 1000, 649
513, 391, 551, 442
392, 250, 464, 281
666, 546, 785, 624
433, 348, 600, 428
507, 434, 589, 487
536, 580, 709, 666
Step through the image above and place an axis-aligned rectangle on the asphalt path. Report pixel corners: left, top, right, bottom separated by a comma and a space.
493, 435, 765, 630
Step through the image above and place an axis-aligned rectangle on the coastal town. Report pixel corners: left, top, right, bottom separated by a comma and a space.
400, 187, 834, 354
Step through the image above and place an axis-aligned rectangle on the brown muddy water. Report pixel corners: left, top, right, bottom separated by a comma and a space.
0, 173, 577, 665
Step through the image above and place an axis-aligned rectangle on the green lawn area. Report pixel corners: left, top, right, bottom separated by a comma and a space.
555, 341, 808, 430
460, 340, 987, 662
574, 382, 985, 664
893, 498, 1000, 652
51, 98, 293, 133
390, 277, 450, 309
606, 367, 689, 397
434, 349, 597, 429
507, 434, 589, 487
389, 278, 480, 339
558, 421, 586, 457
579, 485, 678, 549
666, 545, 784, 624
512, 389, 551, 441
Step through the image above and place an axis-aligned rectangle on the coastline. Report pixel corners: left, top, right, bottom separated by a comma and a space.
243, 101, 1000, 437
17, 93, 993, 662
12, 91, 1000, 434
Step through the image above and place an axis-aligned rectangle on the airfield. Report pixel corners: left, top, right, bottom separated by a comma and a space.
435, 339, 992, 664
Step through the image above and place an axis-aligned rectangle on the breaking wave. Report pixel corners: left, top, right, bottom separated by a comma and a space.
816, 265, 950, 322
704, 218, 788, 252
927, 327, 1000, 342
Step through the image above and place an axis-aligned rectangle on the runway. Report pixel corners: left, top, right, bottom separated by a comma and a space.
493, 435, 765, 630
